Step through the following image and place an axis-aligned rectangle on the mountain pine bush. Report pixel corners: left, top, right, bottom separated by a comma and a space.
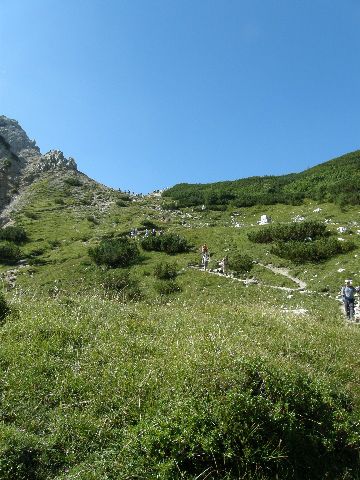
248, 221, 329, 244
154, 261, 178, 280
0, 226, 27, 243
228, 252, 253, 275
141, 233, 191, 255
0, 242, 22, 264
88, 238, 140, 268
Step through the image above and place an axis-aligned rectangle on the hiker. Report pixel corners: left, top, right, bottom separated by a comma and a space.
220, 255, 228, 275
151, 228, 156, 236
341, 279, 357, 320
202, 251, 210, 271
201, 244, 208, 254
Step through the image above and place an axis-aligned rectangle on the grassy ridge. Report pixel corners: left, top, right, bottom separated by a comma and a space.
163, 150, 360, 207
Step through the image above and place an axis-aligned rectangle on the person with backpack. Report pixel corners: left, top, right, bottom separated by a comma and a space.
341, 279, 357, 320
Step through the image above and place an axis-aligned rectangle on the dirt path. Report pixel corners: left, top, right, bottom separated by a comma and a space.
190, 262, 307, 293
256, 263, 307, 290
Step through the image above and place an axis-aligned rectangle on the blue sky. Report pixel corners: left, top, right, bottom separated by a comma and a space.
1, 1, 359, 193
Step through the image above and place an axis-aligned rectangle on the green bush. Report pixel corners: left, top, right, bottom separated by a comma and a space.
0, 292, 9, 321
64, 177, 82, 187
271, 238, 356, 264
115, 199, 128, 207
228, 252, 253, 274
141, 220, 159, 230
0, 425, 41, 480
86, 215, 99, 225
154, 280, 181, 295
24, 211, 38, 220
248, 221, 329, 244
154, 262, 178, 280
102, 269, 141, 300
0, 242, 21, 264
125, 361, 358, 479
141, 233, 191, 255
0, 226, 27, 243
89, 238, 140, 268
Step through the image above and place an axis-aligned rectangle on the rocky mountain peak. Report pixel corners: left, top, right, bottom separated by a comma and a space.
0, 115, 40, 156
0, 115, 79, 217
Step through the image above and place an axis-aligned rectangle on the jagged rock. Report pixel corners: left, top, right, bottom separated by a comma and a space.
0, 115, 78, 218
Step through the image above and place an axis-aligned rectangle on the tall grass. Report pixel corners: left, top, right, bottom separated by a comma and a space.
0, 280, 359, 479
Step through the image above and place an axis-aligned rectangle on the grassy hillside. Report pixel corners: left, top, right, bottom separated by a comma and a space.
0, 169, 360, 479
163, 150, 360, 208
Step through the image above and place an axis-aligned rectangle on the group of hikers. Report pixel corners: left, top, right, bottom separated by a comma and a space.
200, 244, 228, 274
130, 227, 163, 238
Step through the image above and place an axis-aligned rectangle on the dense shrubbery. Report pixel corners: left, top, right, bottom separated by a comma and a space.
64, 177, 82, 187
153, 261, 178, 280
228, 252, 253, 274
89, 238, 140, 268
115, 199, 128, 207
141, 220, 159, 230
162, 151, 360, 207
102, 269, 141, 300
0, 242, 22, 264
271, 237, 356, 264
141, 233, 191, 255
125, 361, 359, 479
248, 221, 329, 243
248, 221, 355, 263
154, 279, 181, 295
0, 226, 27, 243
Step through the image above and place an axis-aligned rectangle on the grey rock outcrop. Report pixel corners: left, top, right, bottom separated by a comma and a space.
0, 115, 78, 216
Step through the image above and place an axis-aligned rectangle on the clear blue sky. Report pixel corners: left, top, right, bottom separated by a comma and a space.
1, 1, 359, 193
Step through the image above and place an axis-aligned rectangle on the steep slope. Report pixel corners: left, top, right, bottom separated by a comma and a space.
163, 150, 360, 207
0, 117, 359, 479
0, 116, 78, 224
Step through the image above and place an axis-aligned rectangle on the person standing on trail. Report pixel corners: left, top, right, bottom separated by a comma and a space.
341, 279, 356, 320
201, 244, 211, 270
220, 255, 228, 275
202, 251, 210, 271
201, 244, 208, 254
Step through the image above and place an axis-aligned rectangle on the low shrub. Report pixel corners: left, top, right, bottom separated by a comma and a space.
0, 226, 27, 243
271, 238, 356, 264
116, 199, 128, 207
0, 242, 21, 264
228, 252, 253, 275
103, 269, 141, 300
89, 238, 140, 268
24, 211, 38, 220
140, 235, 162, 252
154, 280, 181, 295
248, 221, 329, 244
86, 215, 99, 224
154, 261, 178, 280
64, 177, 82, 187
141, 220, 159, 230
0, 425, 41, 480
141, 233, 190, 255
125, 361, 359, 479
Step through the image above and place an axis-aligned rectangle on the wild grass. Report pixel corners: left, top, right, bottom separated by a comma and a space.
0, 177, 360, 478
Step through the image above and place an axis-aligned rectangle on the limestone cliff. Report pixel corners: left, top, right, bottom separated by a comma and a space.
0, 115, 78, 218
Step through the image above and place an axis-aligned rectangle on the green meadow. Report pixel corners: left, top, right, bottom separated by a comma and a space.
0, 171, 360, 479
